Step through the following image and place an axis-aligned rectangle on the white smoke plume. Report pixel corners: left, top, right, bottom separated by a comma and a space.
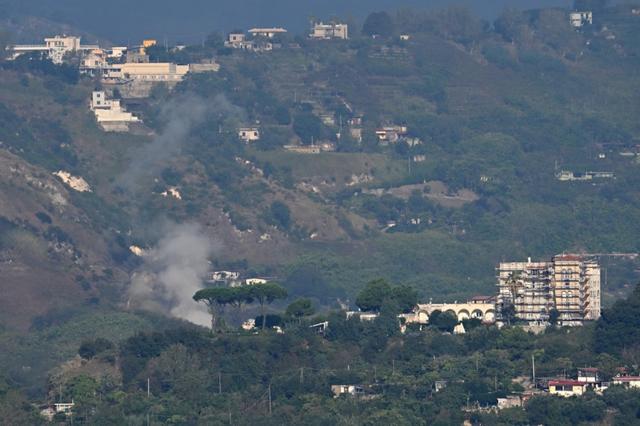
117, 92, 247, 192
118, 94, 208, 191
128, 222, 219, 326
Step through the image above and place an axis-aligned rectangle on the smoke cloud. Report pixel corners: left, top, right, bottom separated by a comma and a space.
128, 222, 219, 326
118, 94, 207, 191
118, 92, 246, 191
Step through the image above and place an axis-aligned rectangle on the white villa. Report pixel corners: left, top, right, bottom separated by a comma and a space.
90, 91, 139, 132
310, 22, 349, 40
11, 35, 98, 64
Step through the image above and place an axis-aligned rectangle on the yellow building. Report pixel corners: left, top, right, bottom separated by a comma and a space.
613, 376, 640, 388
139, 39, 157, 54
548, 380, 588, 397
107, 62, 189, 82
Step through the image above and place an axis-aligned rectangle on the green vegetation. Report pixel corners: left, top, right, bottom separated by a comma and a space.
2, 283, 640, 424
355, 279, 417, 313
1, 2, 640, 423
195, 283, 288, 330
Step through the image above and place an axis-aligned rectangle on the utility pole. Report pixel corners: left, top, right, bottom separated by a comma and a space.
268, 383, 272, 415
147, 378, 150, 398
532, 354, 536, 386
392, 359, 396, 375
218, 372, 222, 394
299, 368, 304, 385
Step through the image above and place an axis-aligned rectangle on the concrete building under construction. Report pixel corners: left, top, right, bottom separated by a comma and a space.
497, 254, 601, 326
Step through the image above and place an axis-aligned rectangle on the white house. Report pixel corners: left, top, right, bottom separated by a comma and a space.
238, 127, 260, 142
345, 311, 380, 321
105, 62, 190, 82
577, 368, 600, 383
248, 28, 287, 38
108, 46, 127, 58
310, 22, 349, 40
225, 33, 246, 48
331, 385, 368, 398
570, 11, 593, 27
11, 35, 98, 64
375, 125, 408, 144
244, 278, 268, 285
211, 271, 241, 282
613, 376, 640, 388
90, 91, 140, 132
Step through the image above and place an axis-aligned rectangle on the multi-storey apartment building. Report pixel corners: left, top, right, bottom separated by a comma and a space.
497, 254, 601, 326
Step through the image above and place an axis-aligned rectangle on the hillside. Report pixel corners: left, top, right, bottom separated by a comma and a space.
1, 0, 571, 42
1, 3, 640, 402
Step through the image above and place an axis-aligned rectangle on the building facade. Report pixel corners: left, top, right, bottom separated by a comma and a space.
497, 254, 601, 326
570, 11, 593, 27
11, 35, 98, 64
310, 22, 349, 40
401, 296, 497, 325
238, 127, 260, 142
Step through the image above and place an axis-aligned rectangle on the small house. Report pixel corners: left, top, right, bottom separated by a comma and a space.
238, 127, 260, 142
309, 22, 349, 40
570, 11, 593, 27
376, 125, 408, 144
497, 396, 522, 410
248, 28, 287, 38
548, 379, 589, 397
613, 376, 640, 389
345, 311, 379, 321
331, 384, 376, 398
577, 368, 600, 383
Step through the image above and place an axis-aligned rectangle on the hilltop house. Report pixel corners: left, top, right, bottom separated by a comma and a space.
570, 11, 593, 27
331, 385, 377, 399
104, 62, 190, 82
376, 125, 408, 144
227, 33, 246, 46
108, 46, 127, 59
224, 29, 282, 52
548, 379, 590, 397
345, 311, 380, 321
613, 376, 640, 388
90, 91, 140, 132
11, 35, 98, 64
209, 271, 241, 285
309, 22, 349, 40
577, 367, 600, 383
80, 48, 108, 73
238, 127, 260, 142
248, 28, 287, 38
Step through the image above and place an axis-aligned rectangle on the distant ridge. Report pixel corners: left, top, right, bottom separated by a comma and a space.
3, 0, 570, 43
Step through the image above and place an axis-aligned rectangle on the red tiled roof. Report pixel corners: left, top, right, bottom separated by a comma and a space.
579, 367, 599, 372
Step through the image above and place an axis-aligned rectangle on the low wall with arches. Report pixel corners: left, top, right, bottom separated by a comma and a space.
402, 302, 496, 324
